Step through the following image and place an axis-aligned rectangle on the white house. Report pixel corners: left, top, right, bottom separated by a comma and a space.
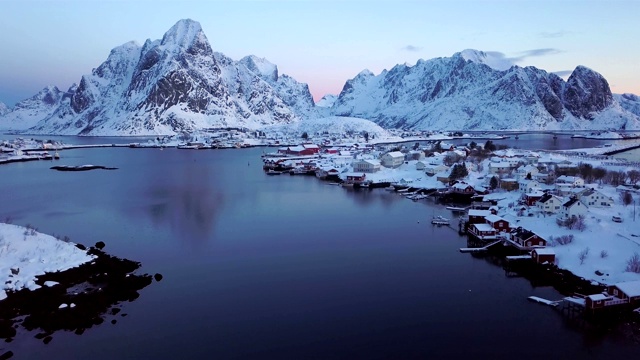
407, 150, 425, 161
578, 188, 614, 207
518, 179, 541, 194
516, 164, 539, 179
556, 175, 584, 187
489, 162, 511, 175
558, 198, 589, 220
536, 193, 563, 214
555, 175, 586, 196
352, 159, 381, 173
425, 164, 449, 176
381, 151, 405, 168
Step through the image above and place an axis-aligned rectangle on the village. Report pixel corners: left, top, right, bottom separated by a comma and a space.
2, 129, 640, 318
262, 137, 640, 318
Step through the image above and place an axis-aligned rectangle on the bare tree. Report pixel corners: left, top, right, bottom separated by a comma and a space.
578, 247, 590, 265
621, 191, 633, 206
626, 253, 640, 273
627, 170, 640, 185
593, 167, 607, 184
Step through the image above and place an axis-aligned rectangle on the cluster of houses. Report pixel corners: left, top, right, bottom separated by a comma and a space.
463, 206, 556, 263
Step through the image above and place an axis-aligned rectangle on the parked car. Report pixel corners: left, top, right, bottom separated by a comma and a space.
612, 215, 623, 223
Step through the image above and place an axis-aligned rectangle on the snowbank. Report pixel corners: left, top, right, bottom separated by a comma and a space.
0, 223, 95, 300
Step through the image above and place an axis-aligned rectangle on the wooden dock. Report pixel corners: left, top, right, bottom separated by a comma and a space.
459, 240, 502, 253
528, 296, 561, 307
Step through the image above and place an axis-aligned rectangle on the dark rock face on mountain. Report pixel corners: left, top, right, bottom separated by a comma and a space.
0, 19, 315, 135
563, 66, 614, 120
330, 50, 639, 130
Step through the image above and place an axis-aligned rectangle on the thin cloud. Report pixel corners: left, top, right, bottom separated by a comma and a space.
552, 70, 572, 77
539, 31, 569, 38
508, 48, 562, 63
402, 45, 422, 52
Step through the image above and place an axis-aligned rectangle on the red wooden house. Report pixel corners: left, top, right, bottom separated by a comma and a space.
531, 247, 555, 264
607, 280, 640, 305
468, 209, 492, 224
510, 227, 547, 247
484, 214, 510, 233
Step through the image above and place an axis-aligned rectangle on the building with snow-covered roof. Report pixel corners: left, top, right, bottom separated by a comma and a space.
468, 223, 497, 240
489, 162, 511, 175
518, 179, 541, 194
510, 227, 547, 248
524, 191, 545, 206
558, 198, 588, 220
578, 188, 613, 207
536, 193, 563, 214
352, 159, 380, 173
516, 164, 539, 179
425, 164, 449, 176
556, 175, 584, 187
608, 280, 640, 304
484, 214, 510, 233
532, 247, 555, 264
381, 151, 405, 168
468, 209, 492, 224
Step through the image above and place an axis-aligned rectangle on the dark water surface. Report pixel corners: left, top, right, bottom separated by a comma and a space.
1, 134, 639, 359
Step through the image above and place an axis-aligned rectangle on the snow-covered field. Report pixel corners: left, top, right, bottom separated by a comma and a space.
0, 223, 95, 301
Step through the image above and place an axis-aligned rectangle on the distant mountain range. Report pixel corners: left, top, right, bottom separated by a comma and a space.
1, 20, 639, 135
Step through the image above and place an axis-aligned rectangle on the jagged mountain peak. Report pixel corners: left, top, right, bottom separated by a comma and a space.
330, 50, 639, 130
159, 19, 211, 57
457, 49, 513, 71
239, 55, 278, 82
0, 18, 316, 135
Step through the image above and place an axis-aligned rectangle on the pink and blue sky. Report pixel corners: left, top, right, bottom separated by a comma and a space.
0, 0, 638, 106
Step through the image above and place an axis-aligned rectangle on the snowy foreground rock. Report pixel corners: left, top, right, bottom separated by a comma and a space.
0, 223, 95, 301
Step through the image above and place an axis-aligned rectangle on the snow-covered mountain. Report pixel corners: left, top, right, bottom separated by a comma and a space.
3, 33, 640, 135
0, 102, 9, 116
615, 93, 640, 118
330, 50, 640, 131
316, 94, 337, 108
0, 86, 68, 131
0, 19, 315, 135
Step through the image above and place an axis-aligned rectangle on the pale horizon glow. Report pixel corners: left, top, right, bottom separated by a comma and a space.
0, 0, 639, 107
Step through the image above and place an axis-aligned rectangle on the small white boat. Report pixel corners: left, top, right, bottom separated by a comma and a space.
53, 151, 60, 159
266, 169, 282, 175
431, 215, 450, 225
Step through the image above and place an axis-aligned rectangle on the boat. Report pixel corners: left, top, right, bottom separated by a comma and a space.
446, 206, 467, 213
431, 215, 450, 225
266, 169, 282, 175
53, 151, 60, 159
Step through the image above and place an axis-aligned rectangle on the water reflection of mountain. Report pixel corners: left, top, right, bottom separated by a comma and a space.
143, 159, 224, 245
0, 246, 154, 355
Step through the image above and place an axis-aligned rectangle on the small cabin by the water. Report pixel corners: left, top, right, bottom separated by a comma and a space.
484, 214, 510, 233
468, 223, 498, 240
344, 173, 367, 184
468, 209, 492, 224
511, 227, 547, 248
531, 247, 555, 264
608, 280, 640, 305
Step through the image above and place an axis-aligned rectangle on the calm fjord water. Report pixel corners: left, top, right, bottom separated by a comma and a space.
1, 134, 638, 359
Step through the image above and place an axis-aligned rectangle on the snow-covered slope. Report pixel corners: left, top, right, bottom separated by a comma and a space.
1, 19, 316, 135
0, 86, 66, 131
316, 94, 337, 108
0, 102, 9, 116
0, 223, 95, 301
615, 93, 640, 118
262, 116, 392, 139
331, 49, 640, 131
